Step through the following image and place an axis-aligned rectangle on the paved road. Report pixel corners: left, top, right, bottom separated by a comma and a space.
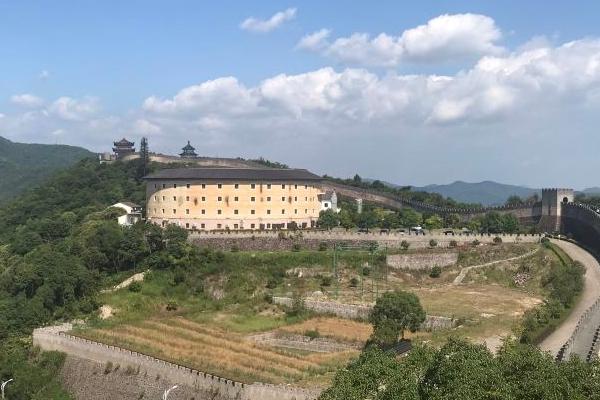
539, 240, 600, 357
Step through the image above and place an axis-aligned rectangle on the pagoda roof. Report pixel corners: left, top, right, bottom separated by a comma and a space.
114, 138, 134, 146
182, 141, 196, 151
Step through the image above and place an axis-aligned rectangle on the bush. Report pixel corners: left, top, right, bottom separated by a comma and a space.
472, 239, 481, 246
321, 276, 333, 287
263, 293, 273, 304
429, 239, 438, 248
104, 361, 113, 374
493, 236, 503, 244
449, 240, 458, 248
166, 301, 178, 311
362, 266, 371, 276
318, 242, 328, 251
128, 281, 142, 292
265, 279, 279, 289
400, 240, 410, 250
292, 243, 301, 252
429, 266, 442, 278
349, 277, 359, 287
278, 231, 287, 240
305, 329, 320, 340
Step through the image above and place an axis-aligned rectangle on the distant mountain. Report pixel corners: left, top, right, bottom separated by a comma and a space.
582, 187, 600, 195
0, 136, 93, 203
412, 180, 540, 206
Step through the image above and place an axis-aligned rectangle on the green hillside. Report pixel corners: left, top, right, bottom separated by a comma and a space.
0, 136, 93, 203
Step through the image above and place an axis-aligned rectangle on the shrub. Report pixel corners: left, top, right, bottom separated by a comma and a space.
318, 242, 328, 251
400, 240, 410, 250
128, 281, 142, 292
104, 361, 113, 374
493, 236, 503, 244
429, 239, 438, 248
265, 278, 279, 289
305, 329, 320, 340
472, 239, 480, 246
166, 301, 178, 311
230, 245, 239, 252
362, 266, 371, 276
263, 293, 273, 304
321, 276, 333, 287
429, 266, 442, 278
278, 231, 287, 240
349, 277, 359, 287
292, 243, 301, 252
449, 240, 458, 248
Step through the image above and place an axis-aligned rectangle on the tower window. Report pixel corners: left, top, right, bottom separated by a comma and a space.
251, 210, 255, 215
234, 210, 239, 215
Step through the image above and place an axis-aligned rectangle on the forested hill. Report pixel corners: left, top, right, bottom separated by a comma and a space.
0, 136, 93, 203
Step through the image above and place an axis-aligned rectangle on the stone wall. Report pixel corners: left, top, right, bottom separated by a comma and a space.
272, 297, 456, 331
33, 325, 320, 400
387, 252, 458, 270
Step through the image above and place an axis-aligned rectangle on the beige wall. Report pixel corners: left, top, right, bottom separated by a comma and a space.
146, 180, 322, 230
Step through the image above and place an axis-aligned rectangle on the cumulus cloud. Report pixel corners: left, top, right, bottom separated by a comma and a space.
10, 94, 44, 108
240, 8, 296, 33
48, 96, 99, 121
300, 13, 503, 66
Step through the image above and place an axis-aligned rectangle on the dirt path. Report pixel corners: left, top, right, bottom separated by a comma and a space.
539, 240, 600, 357
101, 270, 148, 293
452, 248, 540, 285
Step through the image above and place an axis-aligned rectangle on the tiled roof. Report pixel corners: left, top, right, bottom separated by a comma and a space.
143, 168, 322, 181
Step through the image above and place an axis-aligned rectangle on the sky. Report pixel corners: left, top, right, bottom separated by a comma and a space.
2, 1, 600, 189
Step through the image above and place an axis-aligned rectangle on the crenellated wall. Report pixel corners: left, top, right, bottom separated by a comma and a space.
561, 203, 600, 256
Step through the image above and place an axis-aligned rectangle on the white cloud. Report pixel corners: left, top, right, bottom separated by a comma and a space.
133, 119, 162, 135
10, 94, 44, 108
48, 96, 99, 121
38, 70, 50, 80
301, 13, 503, 66
240, 8, 296, 33
296, 29, 331, 50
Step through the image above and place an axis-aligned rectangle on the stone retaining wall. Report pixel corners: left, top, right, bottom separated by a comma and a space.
33, 325, 320, 400
273, 297, 456, 331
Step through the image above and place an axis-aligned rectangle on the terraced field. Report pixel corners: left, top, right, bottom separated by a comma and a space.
76, 317, 358, 386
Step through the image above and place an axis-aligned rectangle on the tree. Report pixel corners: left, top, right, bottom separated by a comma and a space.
506, 195, 524, 205
444, 213, 461, 228
369, 290, 425, 345
424, 214, 443, 230
338, 209, 355, 230
317, 209, 339, 230
400, 208, 422, 227
353, 174, 362, 184
357, 210, 379, 230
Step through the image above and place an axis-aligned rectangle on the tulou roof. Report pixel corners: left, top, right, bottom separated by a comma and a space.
143, 168, 322, 181
114, 138, 134, 146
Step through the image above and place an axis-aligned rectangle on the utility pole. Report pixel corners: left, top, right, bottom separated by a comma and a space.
2, 379, 13, 399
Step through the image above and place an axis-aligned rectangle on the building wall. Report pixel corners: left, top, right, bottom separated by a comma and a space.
146, 180, 322, 230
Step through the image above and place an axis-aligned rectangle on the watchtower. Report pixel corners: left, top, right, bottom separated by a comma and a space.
541, 188, 575, 232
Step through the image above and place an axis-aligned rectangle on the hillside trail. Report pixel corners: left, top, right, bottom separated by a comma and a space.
539, 240, 600, 357
452, 248, 540, 285
100, 270, 148, 293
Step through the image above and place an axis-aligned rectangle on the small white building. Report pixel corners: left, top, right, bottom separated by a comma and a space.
318, 191, 339, 212
110, 202, 143, 226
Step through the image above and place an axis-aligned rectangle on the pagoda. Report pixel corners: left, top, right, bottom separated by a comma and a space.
113, 138, 135, 159
180, 141, 198, 159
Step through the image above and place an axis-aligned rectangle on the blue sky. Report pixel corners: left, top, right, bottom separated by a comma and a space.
2, 1, 600, 188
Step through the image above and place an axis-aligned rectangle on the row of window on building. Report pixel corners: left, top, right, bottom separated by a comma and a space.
167, 221, 314, 230
153, 208, 314, 215
153, 195, 315, 203
154, 183, 315, 190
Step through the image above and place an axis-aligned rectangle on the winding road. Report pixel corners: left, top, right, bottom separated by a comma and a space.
539, 240, 600, 358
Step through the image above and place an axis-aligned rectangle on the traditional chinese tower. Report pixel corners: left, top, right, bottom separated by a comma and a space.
180, 141, 198, 159
113, 138, 135, 159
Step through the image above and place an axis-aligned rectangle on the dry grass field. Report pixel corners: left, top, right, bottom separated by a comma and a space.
76, 317, 358, 387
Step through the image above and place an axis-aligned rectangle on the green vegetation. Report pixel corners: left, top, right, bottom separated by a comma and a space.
369, 290, 425, 346
0, 136, 92, 204
320, 338, 600, 400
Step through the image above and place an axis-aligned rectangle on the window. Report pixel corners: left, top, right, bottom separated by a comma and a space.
217, 210, 222, 215
267, 209, 271, 215
294, 196, 297, 201
234, 184, 239, 189
305, 197, 308, 201
185, 223, 189, 229
281, 209, 285, 214
162, 209, 165, 214
201, 209, 205, 215
218, 196, 222, 201
186, 183, 190, 188
294, 209, 298, 214
202, 196, 206, 201
202, 184, 206, 189
281, 196, 286, 202
173, 196, 176, 201
234, 224, 239, 229
267, 196, 271, 201
251, 184, 256, 189
304, 185, 307, 189
267, 223, 271, 228
186, 209, 190, 215
172, 209, 176, 214
251, 223, 255, 229
234, 210, 239, 215
251, 196, 255, 202
305, 209, 308, 214
154, 195, 157, 201
201, 223, 205, 229
282, 184, 286, 189
234, 196, 239, 201
218, 184, 222, 189
267, 184, 271, 189
294, 184, 298, 189
186, 196, 190, 201
153, 208, 156, 213
154, 184, 157, 189
217, 224, 222, 229
174, 184, 177, 188
162, 183, 166, 188
251, 210, 255, 215
162, 196, 166, 201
